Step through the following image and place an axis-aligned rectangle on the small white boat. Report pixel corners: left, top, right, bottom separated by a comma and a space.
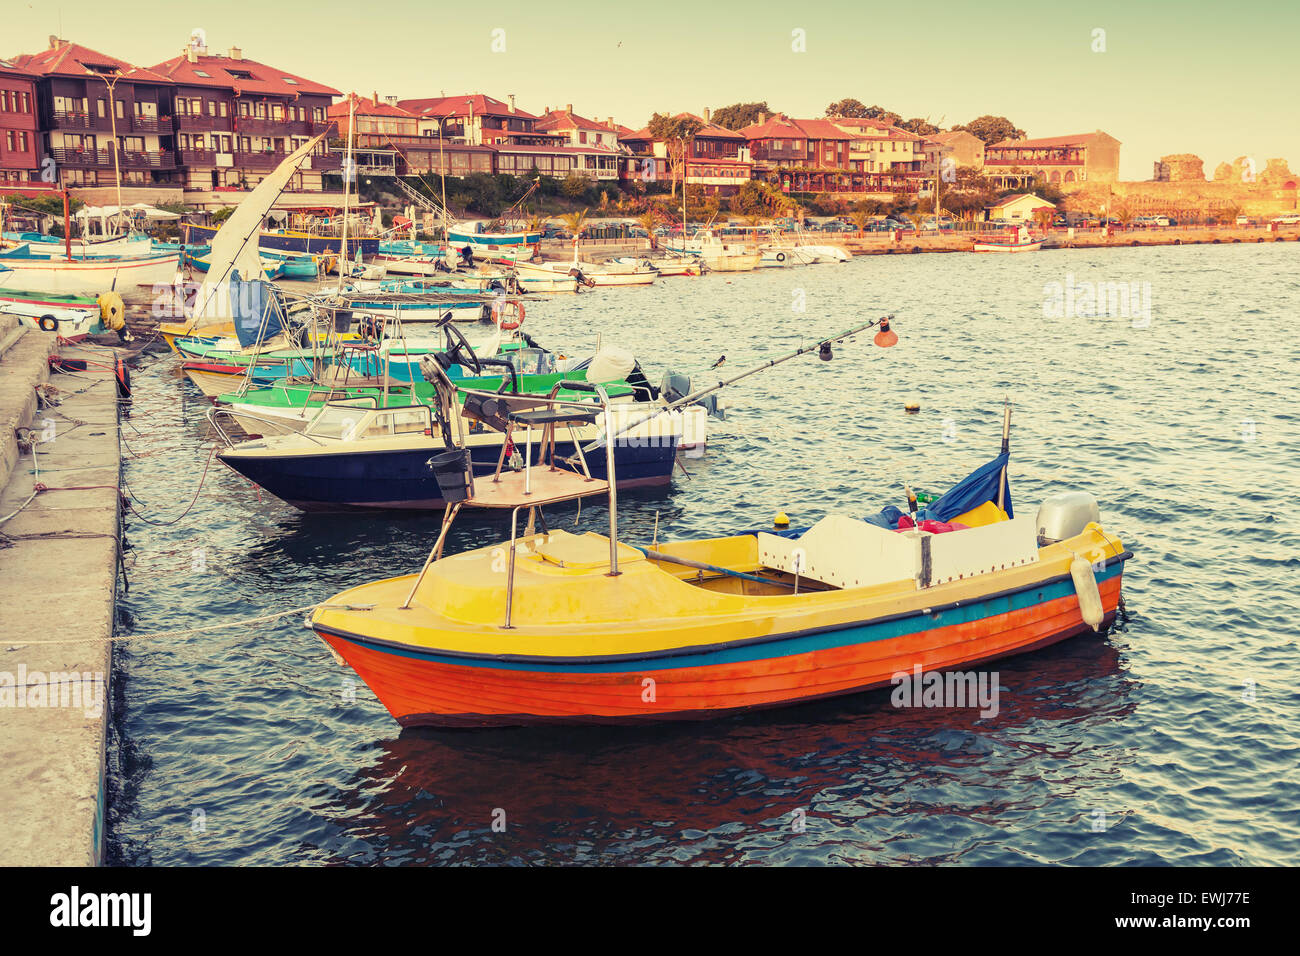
666, 231, 762, 272
448, 225, 540, 262
611, 255, 701, 277
795, 244, 851, 263
3, 234, 154, 258
0, 245, 180, 299
0, 288, 107, 340
973, 226, 1043, 253
513, 258, 657, 287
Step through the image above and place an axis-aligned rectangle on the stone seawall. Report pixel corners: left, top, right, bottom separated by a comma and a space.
0, 329, 122, 866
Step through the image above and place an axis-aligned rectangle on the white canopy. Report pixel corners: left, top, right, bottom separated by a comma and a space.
76, 204, 181, 220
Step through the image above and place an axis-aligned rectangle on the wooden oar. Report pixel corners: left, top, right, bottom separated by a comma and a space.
633, 546, 799, 590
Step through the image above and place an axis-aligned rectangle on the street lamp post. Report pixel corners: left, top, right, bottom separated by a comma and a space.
97, 74, 126, 235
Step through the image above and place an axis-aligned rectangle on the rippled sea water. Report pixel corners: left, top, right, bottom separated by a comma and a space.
107, 242, 1300, 865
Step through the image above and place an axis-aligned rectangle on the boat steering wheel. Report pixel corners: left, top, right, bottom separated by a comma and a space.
442, 321, 482, 376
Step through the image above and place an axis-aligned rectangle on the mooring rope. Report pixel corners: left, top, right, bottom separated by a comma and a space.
9, 603, 337, 645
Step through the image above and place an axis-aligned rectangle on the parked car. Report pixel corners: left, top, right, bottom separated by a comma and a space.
1270, 212, 1300, 224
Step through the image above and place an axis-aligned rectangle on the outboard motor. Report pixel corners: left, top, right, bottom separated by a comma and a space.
659, 370, 691, 405
1035, 491, 1101, 545
660, 369, 724, 419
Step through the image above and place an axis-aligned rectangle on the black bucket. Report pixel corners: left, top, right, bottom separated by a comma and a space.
430, 449, 471, 503
333, 308, 353, 334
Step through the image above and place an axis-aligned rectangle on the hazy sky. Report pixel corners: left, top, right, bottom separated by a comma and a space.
6, 0, 1296, 181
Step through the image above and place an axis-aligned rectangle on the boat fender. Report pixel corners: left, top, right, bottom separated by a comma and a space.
97, 291, 126, 331
1070, 555, 1104, 631
115, 357, 132, 400
38, 315, 59, 332
497, 301, 524, 331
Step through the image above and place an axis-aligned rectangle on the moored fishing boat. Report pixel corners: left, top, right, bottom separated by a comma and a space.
973, 226, 1043, 253
308, 349, 1133, 727
0, 273, 124, 341
0, 244, 180, 299
667, 230, 762, 273
447, 224, 541, 262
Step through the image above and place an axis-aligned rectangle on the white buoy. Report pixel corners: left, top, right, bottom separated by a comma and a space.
1070, 555, 1105, 631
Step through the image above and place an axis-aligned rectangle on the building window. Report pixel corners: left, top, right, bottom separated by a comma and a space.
219, 101, 228, 117
115, 100, 125, 119
208, 100, 216, 116
5, 131, 13, 151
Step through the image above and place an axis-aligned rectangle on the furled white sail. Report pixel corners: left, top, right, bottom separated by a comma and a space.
189, 135, 325, 327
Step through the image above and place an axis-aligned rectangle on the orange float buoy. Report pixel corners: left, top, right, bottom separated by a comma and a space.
874, 317, 898, 348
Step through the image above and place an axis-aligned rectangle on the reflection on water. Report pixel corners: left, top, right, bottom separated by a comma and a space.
108, 244, 1300, 865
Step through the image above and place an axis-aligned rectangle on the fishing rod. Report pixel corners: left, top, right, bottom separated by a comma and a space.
582, 314, 898, 451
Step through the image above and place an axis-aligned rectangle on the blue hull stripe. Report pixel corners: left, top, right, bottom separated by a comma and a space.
325, 558, 1126, 674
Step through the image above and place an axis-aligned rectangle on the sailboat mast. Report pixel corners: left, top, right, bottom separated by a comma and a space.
339, 95, 355, 288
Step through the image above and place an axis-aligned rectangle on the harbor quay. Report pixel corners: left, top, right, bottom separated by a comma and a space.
0, 317, 121, 866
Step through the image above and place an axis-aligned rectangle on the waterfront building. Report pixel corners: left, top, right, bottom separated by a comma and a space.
14, 38, 179, 189
931, 129, 985, 169
984, 192, 1055, 222
534, 107, 622, 181
743, 113, 855, 194
829, 117, 925, 194
150, 38, 339, 196
0, 58, 42, 190
984, 131, 1121, 186
327, 92, 418, 176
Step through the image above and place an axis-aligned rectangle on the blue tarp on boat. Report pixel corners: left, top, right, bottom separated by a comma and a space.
752, 452, 1013, 539
229, 271, 286, 348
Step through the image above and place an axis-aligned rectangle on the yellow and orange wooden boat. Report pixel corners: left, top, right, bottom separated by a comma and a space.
310, 393, 1130, 726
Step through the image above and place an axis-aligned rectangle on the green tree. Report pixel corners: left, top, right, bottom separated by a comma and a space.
561, 172, 587, 199
825, 99, 900, 125
710, 101, 773, 131
637, 208, 662, 249
899, 117, 939, 136
559, 208, 589, 239
647, 112, 704, 198
954, 115, 1025, 145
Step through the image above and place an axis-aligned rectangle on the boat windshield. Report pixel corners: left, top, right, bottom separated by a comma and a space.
307, 403, 431, 440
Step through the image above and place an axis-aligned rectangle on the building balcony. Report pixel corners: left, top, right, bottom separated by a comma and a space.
175, 114, 234, 133
233, 117, 317, 136
50, 110, 97, 130
130, 115, 167, 134
984, 153, 1084, 166
50, 147, 174, 169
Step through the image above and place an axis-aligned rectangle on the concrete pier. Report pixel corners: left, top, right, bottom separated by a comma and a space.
0, 320, 121, 866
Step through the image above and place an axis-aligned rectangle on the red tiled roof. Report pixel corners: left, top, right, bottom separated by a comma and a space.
673, 112, 744, 139
0, 57, 36, 78
830, 117, 922, 141
536, 108, 613, 133
328, 93, 414, 119
988, 133, 1106, 148
742, 115, 852, 140
15, 40, 171, 84
988, 193, 1055, 208
494, 143, 618, 155
151, 50, 339, 96
399, 94, 537, 120
932, 130, 979, 144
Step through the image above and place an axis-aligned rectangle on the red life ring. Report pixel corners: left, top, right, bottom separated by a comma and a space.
497, 301, 525, 331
